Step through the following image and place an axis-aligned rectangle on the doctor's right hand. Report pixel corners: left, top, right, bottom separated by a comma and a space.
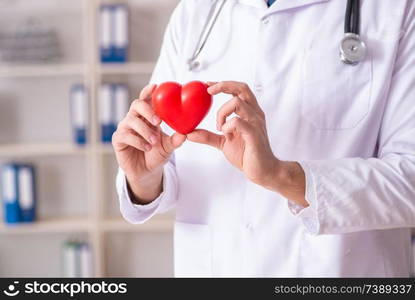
112, 84, 186, 204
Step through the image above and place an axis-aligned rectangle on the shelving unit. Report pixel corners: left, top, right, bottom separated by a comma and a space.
0, 217, 92, 235
0, 216, 173, 235
0, 143, 87, 157
0, 0, 178, 277
99, 62, 155, 75
0, 64, 86, 78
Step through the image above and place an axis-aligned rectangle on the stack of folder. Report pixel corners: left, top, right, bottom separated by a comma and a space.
69, 84, 88, 146
99, 83, 129, 143
1, 163, 36, 224
69, 83, 129, 145
99, 4, 129, 63
62, 241, 93, 278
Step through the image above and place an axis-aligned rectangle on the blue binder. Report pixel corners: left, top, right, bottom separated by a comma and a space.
1, 164, 20, 224
100, 4, 129, 63
18, 165, 36, 223
112, 4, 129, 63
100, 83, 116, 143
100, 5, 113, 63
100, 83, 129, 143
70, 84, 88, 145
114, 84, 129, 125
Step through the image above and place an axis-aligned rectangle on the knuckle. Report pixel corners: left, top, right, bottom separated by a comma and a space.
130, 99, 139, 109
117, 118, 128, 130
232, 117, 241, 126
111, 131, 118, 144
233, 98, 242, 112
125, 113, 134, 124
138, 139, 146, 147
136, 99, 146, 110
138, 101, 153, 116
111, 131, 118, 143
216, 109, 222, 120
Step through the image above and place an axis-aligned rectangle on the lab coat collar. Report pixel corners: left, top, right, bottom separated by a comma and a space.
238, 0, 331, 13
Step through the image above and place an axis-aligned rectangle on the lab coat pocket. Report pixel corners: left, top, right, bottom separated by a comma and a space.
301, 37, 372, 130
174, 221, 212, 277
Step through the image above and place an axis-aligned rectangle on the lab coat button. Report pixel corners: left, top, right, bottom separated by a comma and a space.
254, 84, 263, 92
245, 223, 254, 230
262, 18, 269, 25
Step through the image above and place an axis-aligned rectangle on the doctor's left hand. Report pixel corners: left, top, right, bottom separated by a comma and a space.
187, 81, 308, 207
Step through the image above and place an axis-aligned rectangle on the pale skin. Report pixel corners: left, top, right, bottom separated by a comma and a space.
112, 81, 308, 207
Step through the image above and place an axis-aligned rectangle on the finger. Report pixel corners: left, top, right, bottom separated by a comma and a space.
206, 81, 218, 87
216, 97, 252, 130
162, 132, 186, 153
207, 81, 256, 102
139, 84, 157, 101
130, 99, 161, 126
187, 129, 224, 150
124, 115, 159, 145
112, 130, 152, 152
221, 117, 254, 137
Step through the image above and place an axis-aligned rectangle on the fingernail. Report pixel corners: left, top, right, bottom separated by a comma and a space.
150, 135, 158, 145
152, 115, 161, 125
145, 144, 152, 151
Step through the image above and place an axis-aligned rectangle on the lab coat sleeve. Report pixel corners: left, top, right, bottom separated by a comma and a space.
117, 2, 187, 223
292, 3, 415, 235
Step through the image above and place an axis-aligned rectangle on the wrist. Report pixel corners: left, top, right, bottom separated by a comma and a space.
264, 159, 308, 207
126, 169, 163, 204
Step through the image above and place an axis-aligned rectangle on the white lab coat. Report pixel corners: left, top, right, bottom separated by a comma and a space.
117, 0, 415, 277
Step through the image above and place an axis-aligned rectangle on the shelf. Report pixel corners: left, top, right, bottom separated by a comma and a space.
0, 143, 116, 158
99, 62, 155, 75
98, 144, 115, 155
0, 216, 173, 235
102, 216, 174, 232
0, 61, 155, 77
0, 64, 85, 78
0, 216, 91, 235
0, 143, 88, 158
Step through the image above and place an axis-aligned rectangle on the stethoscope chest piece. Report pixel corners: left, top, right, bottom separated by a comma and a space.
188, 59, 201, 71
340, 33, 366, 65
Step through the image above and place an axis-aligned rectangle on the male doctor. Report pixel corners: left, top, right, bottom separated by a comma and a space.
113, 0, 415, 277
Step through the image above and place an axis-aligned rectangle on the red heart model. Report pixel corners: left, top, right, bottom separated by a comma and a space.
152, 81, 212, 134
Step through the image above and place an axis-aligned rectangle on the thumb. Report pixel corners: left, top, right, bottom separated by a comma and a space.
163, 132, 186, 153
187, 129, 224, 150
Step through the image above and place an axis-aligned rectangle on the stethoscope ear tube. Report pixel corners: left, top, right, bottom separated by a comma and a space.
187, 0, 227, 71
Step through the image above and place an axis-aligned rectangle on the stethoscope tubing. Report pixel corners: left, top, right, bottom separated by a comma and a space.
188, 0, 366, 70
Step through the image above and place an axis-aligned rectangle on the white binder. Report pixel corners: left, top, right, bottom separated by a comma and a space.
70, 84, 88, 144
99, 5, 112, 60
18, 166, 35, 222
114, 84, 129, 125
99, 83, 113, 126
113, 5, 129, 52
79, 243, 93, 278
62, 242, 79, 278
1, 164, 20, 224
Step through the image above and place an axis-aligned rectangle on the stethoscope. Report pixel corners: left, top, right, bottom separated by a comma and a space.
187, 0, 367, 71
